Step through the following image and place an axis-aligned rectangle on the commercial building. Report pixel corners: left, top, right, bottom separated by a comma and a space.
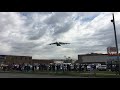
76, 53, 120, 64
32, 59, 54, 64
32, 59, 64, 64
0, 55, 66, 65
77, 53, 108, 64
0, 54, 75, 65
0, 55, 32, 64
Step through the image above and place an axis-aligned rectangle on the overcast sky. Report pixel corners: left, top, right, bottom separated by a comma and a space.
0, 12, 120, 60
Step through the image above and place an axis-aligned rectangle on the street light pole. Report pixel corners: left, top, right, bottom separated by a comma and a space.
111, 13, 120, 75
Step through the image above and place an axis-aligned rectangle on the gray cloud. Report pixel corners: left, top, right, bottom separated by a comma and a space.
27, 26, 47, 40
44, 12, 74, 25
53, 22, 74, 35
1, 12, 120, 59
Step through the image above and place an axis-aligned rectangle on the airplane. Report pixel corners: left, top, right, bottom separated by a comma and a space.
49, 42, 70, 46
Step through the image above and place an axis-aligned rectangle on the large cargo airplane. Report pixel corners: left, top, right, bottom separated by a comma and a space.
49, 42, 70, 46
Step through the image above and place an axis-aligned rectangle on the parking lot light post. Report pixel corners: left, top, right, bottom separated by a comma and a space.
111, 13, 120, 75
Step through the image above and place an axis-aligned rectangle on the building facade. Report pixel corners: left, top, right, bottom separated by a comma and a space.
77, 53, 108, 64
32, 59, 65, 64
32, 59, 54, 64
0, 55, 66, 65
0, 55, 32, 64
77, 53, 120, 64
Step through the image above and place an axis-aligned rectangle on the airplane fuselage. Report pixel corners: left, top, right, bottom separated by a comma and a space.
57, 43, 61, 46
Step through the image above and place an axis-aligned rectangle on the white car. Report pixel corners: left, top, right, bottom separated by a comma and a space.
87, 65, 91, 71
97, 65, 107, 71
70, 65, 74, 70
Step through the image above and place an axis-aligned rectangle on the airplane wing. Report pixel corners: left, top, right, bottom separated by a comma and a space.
49, 42, 57, 45
59, 42, 70, 44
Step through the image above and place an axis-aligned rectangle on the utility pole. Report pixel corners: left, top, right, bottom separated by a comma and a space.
111, 13, 120, 75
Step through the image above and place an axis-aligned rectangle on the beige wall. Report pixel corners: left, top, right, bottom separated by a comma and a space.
4, 55, 32, 64
82, 55, 108, 63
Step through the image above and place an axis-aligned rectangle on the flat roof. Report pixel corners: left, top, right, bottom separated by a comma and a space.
0, 55, 32, 57
78, 54, 108, 56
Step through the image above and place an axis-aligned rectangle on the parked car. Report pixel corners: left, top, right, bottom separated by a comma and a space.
87, 65, 91, 71
97, 65, 107, 71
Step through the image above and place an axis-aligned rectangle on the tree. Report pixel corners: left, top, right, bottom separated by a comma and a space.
64, 56, 72, 63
